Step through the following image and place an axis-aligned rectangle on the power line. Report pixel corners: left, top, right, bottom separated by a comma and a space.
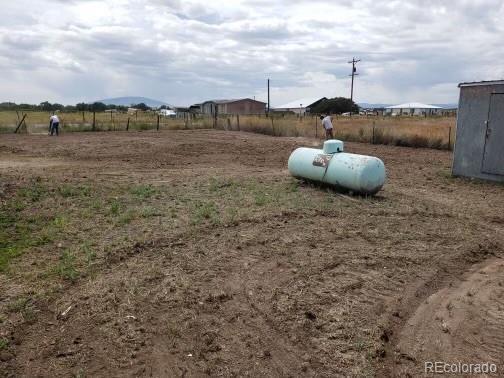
348, 57, 361, 104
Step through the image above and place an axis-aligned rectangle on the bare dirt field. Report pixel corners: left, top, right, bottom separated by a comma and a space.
0, 130, 503, 377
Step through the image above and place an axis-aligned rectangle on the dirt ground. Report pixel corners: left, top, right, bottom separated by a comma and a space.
0, 130, 503, 377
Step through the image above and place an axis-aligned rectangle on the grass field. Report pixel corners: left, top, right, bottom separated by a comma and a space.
1, 130, 503, 376
0, 110, 456, 150
231, 114, 456, 149
0, 110, 212, 133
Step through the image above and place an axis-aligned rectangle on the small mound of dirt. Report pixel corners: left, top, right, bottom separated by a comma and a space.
392, 259, 504, 376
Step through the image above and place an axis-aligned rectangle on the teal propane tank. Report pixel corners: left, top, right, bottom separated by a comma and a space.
288, 140, 386, 195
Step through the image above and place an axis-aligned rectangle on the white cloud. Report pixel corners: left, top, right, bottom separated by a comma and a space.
0, 0, 503, 105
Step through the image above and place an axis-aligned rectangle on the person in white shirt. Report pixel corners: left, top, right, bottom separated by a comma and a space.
49, 114, 60, 136
320, 115, 334, 140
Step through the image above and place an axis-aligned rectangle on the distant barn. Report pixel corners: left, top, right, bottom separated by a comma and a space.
452, 80, 504, 182
200, 99, 266, 115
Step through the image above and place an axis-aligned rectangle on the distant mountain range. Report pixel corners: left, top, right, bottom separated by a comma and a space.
95, 97, 172, 108
358, 102, 458, 109
432, 104, 458, 109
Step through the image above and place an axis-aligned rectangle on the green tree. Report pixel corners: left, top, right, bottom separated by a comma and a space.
76, 103, 89, 111
133, 103, 150, 111
312, 97, 359, 115
39, 101, 53, 111
90, 102, 107, 112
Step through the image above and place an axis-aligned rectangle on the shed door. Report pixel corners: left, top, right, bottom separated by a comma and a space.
482, 94, 504, 176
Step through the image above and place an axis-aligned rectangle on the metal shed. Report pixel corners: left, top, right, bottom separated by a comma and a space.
453, 80, 504, 182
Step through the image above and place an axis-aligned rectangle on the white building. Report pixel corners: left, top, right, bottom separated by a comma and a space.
158, 109, 176, 117
274, 97, 327, 115
385, 102, 442, 116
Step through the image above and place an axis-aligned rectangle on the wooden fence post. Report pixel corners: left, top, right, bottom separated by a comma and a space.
92, 111, 96, 131
372, 121, 376, 144
157, 115, 160, 131
448, 127, 452, 150
236, 114, 240, 131
126, 117, 130, 131
82, 112, 85, 122
14, 114, 27, 134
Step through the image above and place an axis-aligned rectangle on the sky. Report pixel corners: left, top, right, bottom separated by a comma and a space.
1, 0, 503, 106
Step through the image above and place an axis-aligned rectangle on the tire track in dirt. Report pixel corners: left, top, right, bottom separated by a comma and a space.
8, 213, 324, 376
142, 220, 319, 376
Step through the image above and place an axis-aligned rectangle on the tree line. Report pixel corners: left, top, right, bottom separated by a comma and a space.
0, 101, 159, 112
0, 97, 359, 114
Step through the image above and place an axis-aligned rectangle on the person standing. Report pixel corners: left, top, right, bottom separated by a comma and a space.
49, 114, 60, 136
320, 115, 334, 140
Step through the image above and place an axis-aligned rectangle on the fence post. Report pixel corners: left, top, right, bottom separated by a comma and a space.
126, 117, 130, 131
372, 121, 375, 144
82, 112, 85, 122
448, 127, 451, 150
237, 114, 240, 131
92, 111, 96, 131
14, 114, 27, 134
271, 117, 275, 136
226, 117, 231, 131
157, 114, 160, 131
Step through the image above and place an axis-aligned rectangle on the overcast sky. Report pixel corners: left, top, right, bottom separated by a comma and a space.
1, 0, 503, 106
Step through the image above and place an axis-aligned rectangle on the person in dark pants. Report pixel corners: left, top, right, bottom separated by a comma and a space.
49, 114, 60, 136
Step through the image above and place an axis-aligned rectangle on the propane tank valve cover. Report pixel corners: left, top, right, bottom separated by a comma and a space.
323, 140, 344, 154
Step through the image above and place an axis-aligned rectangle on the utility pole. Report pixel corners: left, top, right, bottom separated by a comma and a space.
348, 57, 361, 104
267, 78, 270, 115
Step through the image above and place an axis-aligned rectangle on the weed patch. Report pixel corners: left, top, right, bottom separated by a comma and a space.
18, 181, 47, 202
190, 201, 220, 225
6, 296, 37, 322
0, 338, 8, 350
130, 185, 157, 199
58, 185, 91, 198
117, 209, 137, 225
109, 198, 121, 216
81, 242, 96, 266
140, 206, 162, 218
55, 250, 79, 281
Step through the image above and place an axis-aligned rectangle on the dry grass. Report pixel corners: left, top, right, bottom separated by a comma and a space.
0, 110, 213, 133
0, 110, 456, 150
216, 114, 457, 150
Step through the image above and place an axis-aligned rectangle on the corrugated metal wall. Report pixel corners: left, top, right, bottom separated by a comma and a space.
452, 83, 504, 182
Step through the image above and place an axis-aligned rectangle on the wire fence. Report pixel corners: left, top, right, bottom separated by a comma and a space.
1, 110, 456, 150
